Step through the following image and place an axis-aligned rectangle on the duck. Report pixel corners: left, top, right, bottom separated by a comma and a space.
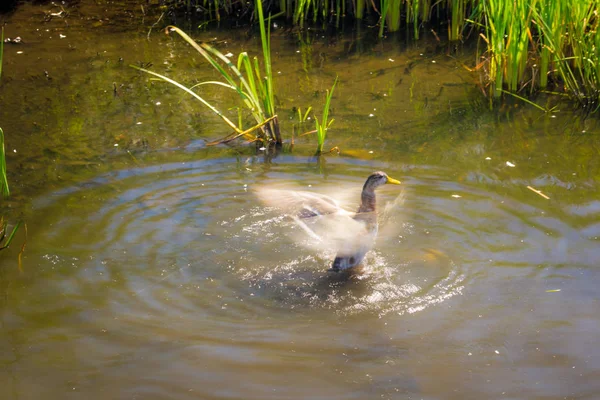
255, 171, 401, 272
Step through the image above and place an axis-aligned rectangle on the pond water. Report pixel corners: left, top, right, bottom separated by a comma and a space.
1, 2, 600, 399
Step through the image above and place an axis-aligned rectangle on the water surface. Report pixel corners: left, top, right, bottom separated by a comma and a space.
1, 2, 599, 399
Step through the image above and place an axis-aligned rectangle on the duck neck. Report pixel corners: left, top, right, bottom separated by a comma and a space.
358, 188, 376, 213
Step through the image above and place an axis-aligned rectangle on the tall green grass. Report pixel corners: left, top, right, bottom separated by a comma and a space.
0, 127, 8, 198
469, 0, 600, 106
0, 26, 3, 80
0, 27, 8, 197
133, 0, 281, 145
166, 0, 600, 108
533, 0, 600, 107
315, 76, 338, 154
0, 26, 23, 256
473, 0, 532, 98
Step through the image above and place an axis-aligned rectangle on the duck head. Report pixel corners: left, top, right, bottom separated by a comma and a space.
358, 171, 402, 214
363, 171, 402, 192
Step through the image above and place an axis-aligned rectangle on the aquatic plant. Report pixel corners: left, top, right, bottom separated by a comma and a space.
465, 0, 600, 106
0, 219, 21, 251
0, 27, 24, 259
0, 27, 8, 197
132, 0, 281, 145
0, 26, 3, 80
473, 0, 532, 99
163, 0, 600, 109
532, 0, 600, 108
0, 127, 8, 198
297, 106, 312, 123
314, 76, 338, 154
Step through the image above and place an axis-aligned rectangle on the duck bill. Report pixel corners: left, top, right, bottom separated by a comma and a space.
386, 177, 402, 185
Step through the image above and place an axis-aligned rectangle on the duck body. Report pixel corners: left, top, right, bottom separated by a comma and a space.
330, 171, 400, 272
255, 171, 401, 272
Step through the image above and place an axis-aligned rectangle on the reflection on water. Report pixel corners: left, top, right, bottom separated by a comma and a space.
1, 2, 600, 399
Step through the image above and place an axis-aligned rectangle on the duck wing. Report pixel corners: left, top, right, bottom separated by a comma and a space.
254, 188, 353, 218
255, 187, 373, 254
292, 212, 377, 255
377, 190, 407, 238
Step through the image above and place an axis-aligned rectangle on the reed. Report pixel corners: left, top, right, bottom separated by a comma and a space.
532, 0, 563, 90
0, 219, 21, 251
533, 0, 600, 106
0, 27, 22, 256
0, 128, 8, 198
471, 0, 600, 106
471, 0, 534, 98
132, 0, 281, 145
164, 0, 600, 108
379, 0, 400, 37
449, 0, 469, 41
355, 0, 366, 19
315, 76, 338, 154
0, 26, 3, 80
0, 27, 8, 197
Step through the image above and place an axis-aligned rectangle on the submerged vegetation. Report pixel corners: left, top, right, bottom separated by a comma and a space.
0, 26, 23, 256
167, 0, 600, 110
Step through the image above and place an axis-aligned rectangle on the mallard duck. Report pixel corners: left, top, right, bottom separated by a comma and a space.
255, 171, 401, 272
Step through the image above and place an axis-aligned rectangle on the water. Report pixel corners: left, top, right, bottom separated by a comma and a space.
1, 2, 600, 399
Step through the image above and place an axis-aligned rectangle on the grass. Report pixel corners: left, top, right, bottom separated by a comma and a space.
0, 26, 3, 80
134, 1, 348, 152
532, 0, 600, 108
468, 0, 600, 107
0, 26, 24, 258
314, 76, 338, 154
473, 0, 532, 98
0, 27, 8, 197
133, 0, 281, 145
163, 0, 600, 110
0, 127, 8, 198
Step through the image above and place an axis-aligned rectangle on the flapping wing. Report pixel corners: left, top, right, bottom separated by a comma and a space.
254, 186, 388, 256
377, 190, 407, 239
292, 212, 377, 255
255, 188, 352, 218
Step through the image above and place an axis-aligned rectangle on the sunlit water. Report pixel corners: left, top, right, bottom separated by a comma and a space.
1, 2, 600, 400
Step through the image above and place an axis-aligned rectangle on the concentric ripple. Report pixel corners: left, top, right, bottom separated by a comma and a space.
27, 157, 467, 319
4, 154, 599, 400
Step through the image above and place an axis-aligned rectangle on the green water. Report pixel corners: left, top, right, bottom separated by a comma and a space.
1, 2, 599, 399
